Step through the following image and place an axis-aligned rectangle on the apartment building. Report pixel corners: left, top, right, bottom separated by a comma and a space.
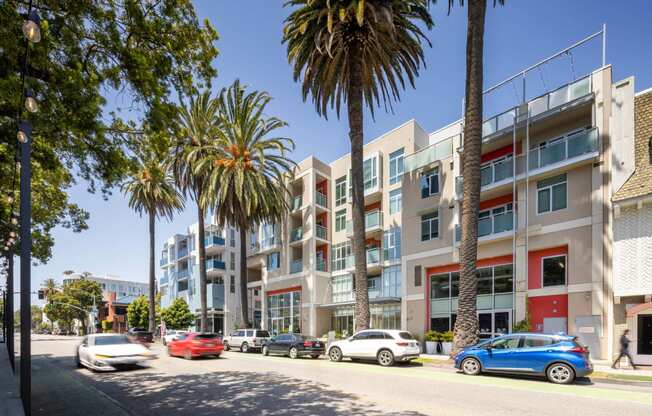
62, 272, 148, 298
612, 87, 652, 365
159, 214, 242, 334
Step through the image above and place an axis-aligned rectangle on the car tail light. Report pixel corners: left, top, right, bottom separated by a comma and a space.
303, 341, 313, 347
396, 342, 409, 347
568, 346, 588, 354
252, 338, 257, 344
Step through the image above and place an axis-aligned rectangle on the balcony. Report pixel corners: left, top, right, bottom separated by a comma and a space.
315, 224, 327, 240
528, 127, 598, 172
332, 255, 354, 272
178, 269, 190, 279
206, 259, 226, 272
292, 195, 303, 212
259, 237, 281, 253
160, 257, 169, 267
346, 210, 383, 237
482, 76, 592, 141
316, 258, 327, 272
290, 227, 303, 243
178, 246, 189, 258
404, 136, 454, 173
315, 191, 328, 208
367, 247, 382, 273
205, 235, 226, 250
290, 259, 303, 274
160, 275, 169, 285
455, 211, 515, 243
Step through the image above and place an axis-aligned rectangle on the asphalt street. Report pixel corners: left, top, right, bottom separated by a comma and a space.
29, 335, 652, 416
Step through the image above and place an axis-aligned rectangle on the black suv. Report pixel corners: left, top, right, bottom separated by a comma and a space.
262, 334, 324, 359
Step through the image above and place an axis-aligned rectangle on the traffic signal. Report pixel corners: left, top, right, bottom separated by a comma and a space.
37, 289, 44, 300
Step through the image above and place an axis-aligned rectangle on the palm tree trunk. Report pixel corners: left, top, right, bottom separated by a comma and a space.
238, 226, 249, 327
197, 200, 208, 333
453, 0, 486, 355
148, 210, 156, 334
349, 45, 370, 332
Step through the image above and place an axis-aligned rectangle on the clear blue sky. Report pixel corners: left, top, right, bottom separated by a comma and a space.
21, 0, 652, 307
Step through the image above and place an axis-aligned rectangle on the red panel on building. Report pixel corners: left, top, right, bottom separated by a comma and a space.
316, 244, 328, 264
481, 144, 514, 164
527, 246, 568, 290
365, 201, 381, 212
479, 194, 514, 211
266, 286, 301, 296
528, 294, 568, 333
316, 179, 327, 195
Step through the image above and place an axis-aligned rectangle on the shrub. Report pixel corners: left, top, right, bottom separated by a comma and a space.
441, 331, 454, 342
101, 320, 113, 332
424, 331, 441, 342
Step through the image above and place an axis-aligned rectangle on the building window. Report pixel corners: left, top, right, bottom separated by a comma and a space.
332, 242, 352, 271
335, 209, 346, 232
335, 176, 347, 206
537, 174, 567, 214
230, 275, 235, 293
421, 211, 439, 241
542, 255, 566, 287
230, 229, 236, 247
177, 280, 188, 292
414, 265, 422, 287
383, 227, 401, 261
331, 274, 354, 303
389, 148, 404, 185
389, 189, 402, 214
363, 156, 378, 192
381, 265, 401, 298
267, 252, 280, 270
420, 169, 439, 199
230, 252, 236, 270
267, 290, 301, 334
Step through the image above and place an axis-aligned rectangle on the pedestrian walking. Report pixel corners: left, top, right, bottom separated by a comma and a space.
612, 329, 637, 369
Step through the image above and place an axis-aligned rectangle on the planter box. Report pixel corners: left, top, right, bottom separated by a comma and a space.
441, 342, 452, 355
425, 341, 437, 354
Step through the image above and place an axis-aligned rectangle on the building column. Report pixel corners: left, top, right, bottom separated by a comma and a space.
514, 182, 528, 323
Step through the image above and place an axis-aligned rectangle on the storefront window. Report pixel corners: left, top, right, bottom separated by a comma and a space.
476, 267, 493, 295
266, 290, 301, 335
430, 274, 450, 299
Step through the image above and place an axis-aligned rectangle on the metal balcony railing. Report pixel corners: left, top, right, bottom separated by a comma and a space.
290, 259, 303, 274
316, 258, 327, 272
346, 210, 383, 235
178, 246, 189, 258
315, 224, 327, 240
315, 191, 328, 208
455, 212, 514, 241
178, 269, 190, 279
160, 257, 168, 267
290, 227, 303, 242
404, 136, 454, 173
205, 235, 226, 247
366, 247, 381, 264
528, 127, 598, 171
292, 195, 302, 211
206, 259, 226, 271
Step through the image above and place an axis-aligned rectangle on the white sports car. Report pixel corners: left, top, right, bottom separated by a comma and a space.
76, 334, 157, 371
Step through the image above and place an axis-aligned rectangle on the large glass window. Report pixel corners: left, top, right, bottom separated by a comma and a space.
383, 227, 401, 262
332, 242, 352, 271
381, 265, 401, 298
430, 274, 451, 299
537, 174, 567, 214
335, 176, 347, 206
476, 267, 493, 295
542, 255, 566, 287
266, 252, 280, 270
420, 169, 440, 198
335, 209, 346, 232
389, 188, 402, 214
421, 211, 439, 241
331, 274, 354, 303
493, 264, 514, 293
389, 148, 404, 185
363, 156, 378, 192
267, 290, 301, 334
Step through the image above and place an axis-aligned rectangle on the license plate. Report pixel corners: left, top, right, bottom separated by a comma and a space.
205, 343, 215, 347
315, 342, 321, 347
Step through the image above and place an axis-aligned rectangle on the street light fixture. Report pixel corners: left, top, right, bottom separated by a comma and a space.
17, 120, 31, 144
22, 10, 41, 43
24, 90, 38, 113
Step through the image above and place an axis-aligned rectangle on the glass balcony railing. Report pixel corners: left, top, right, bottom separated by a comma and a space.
482, 76, 592, 138
290, 227, 303, 242
316, 258, 327, 272
332, 255, 354, 272
315, 224, 327, 240
366, 247, 381, 264
205, 235, 225, 247
346, 210, 383, 235
160, 275, 169, 285
260, 237, 281, 251
290, 259, 303, 274
481, 158, 514, 187
206, 259, 226, 271
178, 269, 190, 279
529, 127, 598, 171
315, 191, 328, 208
178, 246, 189, 258
404, 136, 454, 173
292, 195, 302, 211
160, 257, 168, 267
455, 212, 514, 241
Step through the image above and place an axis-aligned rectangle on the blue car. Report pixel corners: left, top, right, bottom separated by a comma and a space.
454, 333, 592, 384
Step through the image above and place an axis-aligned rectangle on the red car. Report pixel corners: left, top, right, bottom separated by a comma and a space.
167, 333, 224, 360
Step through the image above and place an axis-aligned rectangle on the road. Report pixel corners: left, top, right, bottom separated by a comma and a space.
30, 335, 652, 416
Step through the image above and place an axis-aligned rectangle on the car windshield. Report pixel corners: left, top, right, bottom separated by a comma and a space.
397, 332, 415, 340
94, 335, 131, 346
256, 330, 270, 338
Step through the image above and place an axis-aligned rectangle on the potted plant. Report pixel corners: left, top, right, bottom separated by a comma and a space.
424, 331, 439, 354
441, 331, 454, 355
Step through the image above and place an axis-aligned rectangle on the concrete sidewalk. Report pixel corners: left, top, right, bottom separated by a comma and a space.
0, 342, 24, 416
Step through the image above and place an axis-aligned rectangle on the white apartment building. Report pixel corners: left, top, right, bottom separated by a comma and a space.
62, 272, 148, 298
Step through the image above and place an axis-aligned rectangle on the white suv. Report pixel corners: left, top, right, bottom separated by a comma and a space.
327, 329, 420, 366
223, 329, 271, 353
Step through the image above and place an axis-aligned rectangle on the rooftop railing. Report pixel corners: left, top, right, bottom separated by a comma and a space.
404, 136, 454, 173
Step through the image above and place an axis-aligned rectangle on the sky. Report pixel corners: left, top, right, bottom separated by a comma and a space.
18, 0, 652, 308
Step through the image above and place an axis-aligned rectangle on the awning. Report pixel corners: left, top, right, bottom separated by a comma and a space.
318, 297, 401, 309
627, 302, 652, 317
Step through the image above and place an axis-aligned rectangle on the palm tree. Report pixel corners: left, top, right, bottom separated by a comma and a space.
42, 278, 59, 331
195, 80, 295, 327
122, 139, 184, 334
283, 0, 434, 330
171, 92, 220, 332
448, 0, 503, 355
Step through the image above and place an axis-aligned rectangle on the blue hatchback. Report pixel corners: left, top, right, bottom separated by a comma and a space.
454, 333, 593, 384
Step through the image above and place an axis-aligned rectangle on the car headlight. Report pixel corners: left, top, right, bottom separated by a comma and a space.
139, 352, 153, 357
95, 354, 113, 359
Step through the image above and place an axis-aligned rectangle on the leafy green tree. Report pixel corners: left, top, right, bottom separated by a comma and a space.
122, 135, 184, 333
196, 80, 296, 326
171, 92, 220, 332
44, 292, 78, 332
31, 305, 43, 330
0, 0, 219, 262
283, 0, 434, 330
127, 296, 150, 329
62, 278, 102, 334
161, 298, 194, 330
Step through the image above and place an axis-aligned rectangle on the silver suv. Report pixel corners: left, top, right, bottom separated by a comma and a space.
223, 329, 271, 353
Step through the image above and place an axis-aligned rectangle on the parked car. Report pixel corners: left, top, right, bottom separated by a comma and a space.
162, 329, 188, 346
167, 332, 224, 360
262, 334, 324, 359
76, 334, 156, 371
223, 329, 271, 353
327, 330, 420, 367
454, 333, 593, 384
127, 327, 153, 344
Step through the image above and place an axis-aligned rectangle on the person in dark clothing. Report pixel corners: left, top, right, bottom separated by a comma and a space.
612, 329, 637, 369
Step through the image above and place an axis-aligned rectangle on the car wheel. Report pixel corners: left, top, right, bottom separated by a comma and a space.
262, 346, 269, 356
377, 349, 395, 367
184, 349, 193, 360
547, 363, 575, 384
461, 357, 482, 375
241, 342, 249, 353
223, 341, 230, 351
329, 347, 343, 362
289, 347, 299, 359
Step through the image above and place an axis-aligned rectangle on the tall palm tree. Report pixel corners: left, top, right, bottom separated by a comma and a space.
122, 140, 184, 334
171, 92, 220, 332
283, 0, 434, 331
195, 80, 295, 327
42, 278, 59, 330
448, 0, 503, 355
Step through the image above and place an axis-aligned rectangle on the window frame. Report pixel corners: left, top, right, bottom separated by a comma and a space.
389, 188, 402, 214
389, 148, 405, 185
420, 211, 440, 242
266, 252, 281, 271
541, 254, 567, 288
536, 174, 568, 215
335, 209, 347, 232
335, 176, 347, 206
420, 169, 440, 199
